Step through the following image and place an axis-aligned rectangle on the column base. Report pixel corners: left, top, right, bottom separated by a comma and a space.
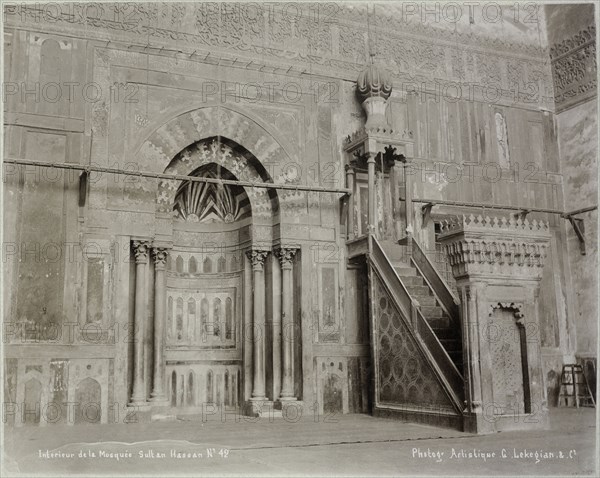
148, 395, 170, 406
127, 401, 152, 412
274, 400, 303, 415
461, 407, 550, 434
129, 392, 147, 404
276, 396, 297, 403
244, 400, 282, 418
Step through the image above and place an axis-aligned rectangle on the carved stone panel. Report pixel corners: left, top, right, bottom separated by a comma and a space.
23, 378, 42, 425
488, 308, 525, 415
74, 378, 102, 424
4, 4, 554, 110
316, 357, 348, 415
550, 25, 597, 112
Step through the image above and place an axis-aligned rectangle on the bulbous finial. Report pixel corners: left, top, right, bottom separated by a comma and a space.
356, 54, 392, 103
355, 55, 392, 129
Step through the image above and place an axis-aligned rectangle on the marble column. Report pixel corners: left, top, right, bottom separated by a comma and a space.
345, 164, 356, 240
150, 245, 169, 403
271, 256, 282, 401
367, 153, 376, 235
276, 247, 298, 401
246, 249, 270, 401
130, 239, 150, 406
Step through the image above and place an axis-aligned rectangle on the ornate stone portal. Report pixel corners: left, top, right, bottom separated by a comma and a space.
438, 215, 551, 433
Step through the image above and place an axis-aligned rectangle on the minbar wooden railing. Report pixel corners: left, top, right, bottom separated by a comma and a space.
407, 236, 460, 328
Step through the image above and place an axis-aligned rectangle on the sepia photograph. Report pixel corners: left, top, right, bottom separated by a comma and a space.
1, 1, 598, 476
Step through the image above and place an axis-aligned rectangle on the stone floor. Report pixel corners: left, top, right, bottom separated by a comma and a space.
2, 408, 597, 476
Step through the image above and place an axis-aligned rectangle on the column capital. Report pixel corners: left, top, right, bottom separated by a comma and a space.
352, 149, 371, 165
345, 157, 360, 173
132, 239, 151, 264
459, 282, 487, 299
246, 249, 270, 271
275, 247, 299, 269
382, 144, 407, 166
152, 246, 170, 270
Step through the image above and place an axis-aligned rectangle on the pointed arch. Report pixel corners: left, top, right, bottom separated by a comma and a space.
158, 137, 278, 226
176, 297, 184, 342
213, 298, 222, 338
171, 371, 177, 406
224, 370, 230, 406
225, 297, 233, 340
137, 106, 290, 238
230, 254, 239, 272
23, 378, 42, 425
167, 296, 173, 342
188, 298, 196, 340
74, 377, 101, 424
136, 105, 294, 184
206, 370, 214, 404
187, 371, 195, 406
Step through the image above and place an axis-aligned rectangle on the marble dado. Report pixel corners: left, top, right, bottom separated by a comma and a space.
4, 3, 553, 110
550, 24, 597, 112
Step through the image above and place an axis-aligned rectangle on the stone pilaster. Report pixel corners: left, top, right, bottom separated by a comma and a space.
459, 282, 491, 433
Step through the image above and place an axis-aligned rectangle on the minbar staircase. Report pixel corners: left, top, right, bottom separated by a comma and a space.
348, 233, 464, 428
391, 261, 463, 373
